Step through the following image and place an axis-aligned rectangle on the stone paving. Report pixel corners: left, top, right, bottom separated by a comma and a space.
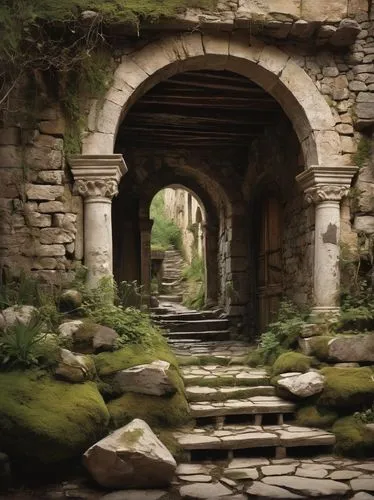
4, 457, 374, 499
172, 341, 251, 359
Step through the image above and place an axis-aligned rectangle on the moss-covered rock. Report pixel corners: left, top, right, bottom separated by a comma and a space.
107, 367, 190, 429
93, 338, 178, 377
295, 405, 338, 429
272, 351, 313, 376
318, 367, 374, 409
0, 370, 109, 463
333, 416, 374, 457
307, 336, 335, 361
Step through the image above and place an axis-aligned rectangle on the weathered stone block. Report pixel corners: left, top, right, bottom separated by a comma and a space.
328, 334, 374, 362
39, 117, 65, 136
26, 184, 64, 201
34, 243, 66, 257
353, 215, 374, 233
301, 0, 348, 22
39, 228, 74, 244
0, 127, 21, 145
0, 146, 22, 168
36, 171, 64, 185
38, 201, 66, 213
25, 211, 52, 228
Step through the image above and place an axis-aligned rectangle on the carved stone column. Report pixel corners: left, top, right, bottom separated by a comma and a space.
139, 217, 154, 303
70, 155, 127, 288
296, 166, 357, 318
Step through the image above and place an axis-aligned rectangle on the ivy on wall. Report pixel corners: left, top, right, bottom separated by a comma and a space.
0, 0, 217, 153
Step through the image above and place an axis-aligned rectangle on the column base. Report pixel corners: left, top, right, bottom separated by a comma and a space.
310, 306, 340, 322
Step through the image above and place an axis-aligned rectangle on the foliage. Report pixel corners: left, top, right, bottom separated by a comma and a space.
0, 369, 109, 463
182, 254, 205, 309
0, 270, 62, 330
318, 366, 374, 409
271, 351, 313, 376
117, 280, 144, 308
307, 336, 334, 361
295, 405, 338, 429
252, 300, 308, 365
0, 316, 60, 369
354, 403, 374, 424
150, 191, 183, 251
338, 279, 374, 332
352, 135, 372, 169
333, 416, 374, 457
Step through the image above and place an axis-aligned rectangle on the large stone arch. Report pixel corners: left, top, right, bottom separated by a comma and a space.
83, 32, 341, 168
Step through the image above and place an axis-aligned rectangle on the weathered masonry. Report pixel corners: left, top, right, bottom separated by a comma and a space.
1, 0, 374, 335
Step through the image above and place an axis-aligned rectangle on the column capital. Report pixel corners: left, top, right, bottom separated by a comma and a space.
69, 154, 127, 199
296, 165, 357, 204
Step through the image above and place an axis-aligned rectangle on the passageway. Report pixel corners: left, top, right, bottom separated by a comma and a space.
112, 69, 305, 336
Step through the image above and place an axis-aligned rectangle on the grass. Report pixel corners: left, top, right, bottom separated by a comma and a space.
150, 191, 182, 252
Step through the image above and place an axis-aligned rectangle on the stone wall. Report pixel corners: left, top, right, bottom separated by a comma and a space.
0, 105, 83, 284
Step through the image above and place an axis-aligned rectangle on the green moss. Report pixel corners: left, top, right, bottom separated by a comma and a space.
318, 367, 374, 410
93, 338, 177, 377
295, 405, 338, 429
308, 336, 335, 361
177, 355, 231, 366
0, 370, 109, 463
272, 351, 313, 376
185, 375, 270, 388
352, 135, 372, 169
121, 428, 144, 446
333, 416, 374, 457
107, 366, 190, 429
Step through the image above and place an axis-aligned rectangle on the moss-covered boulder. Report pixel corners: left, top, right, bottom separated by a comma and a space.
333, 416, 374, 457
295, 405, 338, 429
107, 366, 190, 429
272, 352, 313, 376
318, 367, 374, 409
0, 370, 109, 463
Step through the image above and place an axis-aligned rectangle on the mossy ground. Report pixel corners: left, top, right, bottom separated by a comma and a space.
0, 370, 109, 463
333, 416, 374, 457
308, 336, 335, 361
295, 405, 338, 429
272, 351, 313, 376
318, 367, 374, 409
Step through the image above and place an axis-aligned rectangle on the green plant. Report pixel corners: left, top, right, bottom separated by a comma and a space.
253, 300, 308, 365
0, 316, 59, 369
354, 403, 374, 424
117, 280, 144, 308
150, 191, 183, 251
182, 254, 205, 309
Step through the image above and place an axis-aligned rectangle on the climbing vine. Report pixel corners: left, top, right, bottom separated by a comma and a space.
0, 0, 217, 153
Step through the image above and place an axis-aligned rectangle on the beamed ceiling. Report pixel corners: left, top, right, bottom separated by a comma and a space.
116, 70, 285, 148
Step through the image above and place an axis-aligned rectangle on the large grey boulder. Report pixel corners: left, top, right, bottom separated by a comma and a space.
57, 320, 118, 353
83, 419, 176, 489
113, 360, 176, 396
328, 334, 374, 362
2, 305, 38, 328
54, 348, 95, 383
278, 371, 325, 398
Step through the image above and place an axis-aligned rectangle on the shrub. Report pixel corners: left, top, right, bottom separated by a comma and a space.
150, 191, 183, 251
272, 351, 313, 376
0, 316, 60, 369
252, 300, 308, 365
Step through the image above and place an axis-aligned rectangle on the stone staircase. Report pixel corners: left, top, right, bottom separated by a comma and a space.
158, 249, 185, 303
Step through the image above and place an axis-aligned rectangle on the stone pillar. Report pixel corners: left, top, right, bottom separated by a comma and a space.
204, 219, 219, 306
296, 166, 357, 318
70, 155, 127, 288
139, 217, 154, 303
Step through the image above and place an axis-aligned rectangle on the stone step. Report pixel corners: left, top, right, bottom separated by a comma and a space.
159, 319, 230, 332
186, 385, 276, 402
158, 294, 183, 303
174, 424, 336, 458
190, 396, 296, 419
153, 311, 220, 321
166, 330, 231, 341
180, 365, 269, 386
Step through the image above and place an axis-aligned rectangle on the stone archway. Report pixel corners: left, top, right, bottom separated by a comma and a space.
71, 32, 357, 318
82, 32, 340, 168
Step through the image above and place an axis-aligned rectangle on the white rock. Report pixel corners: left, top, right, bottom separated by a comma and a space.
58, 320, 83, 340
246, 481, 304, 498
83, 419, 176, 489
278, 371, 325, 397
2, 305, 38, 328
113, 360, 176, 396
179, 482, 232, 498
54, 348, 95, 383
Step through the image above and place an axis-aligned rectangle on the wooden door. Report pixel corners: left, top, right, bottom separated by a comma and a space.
257, 196, 283, 332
